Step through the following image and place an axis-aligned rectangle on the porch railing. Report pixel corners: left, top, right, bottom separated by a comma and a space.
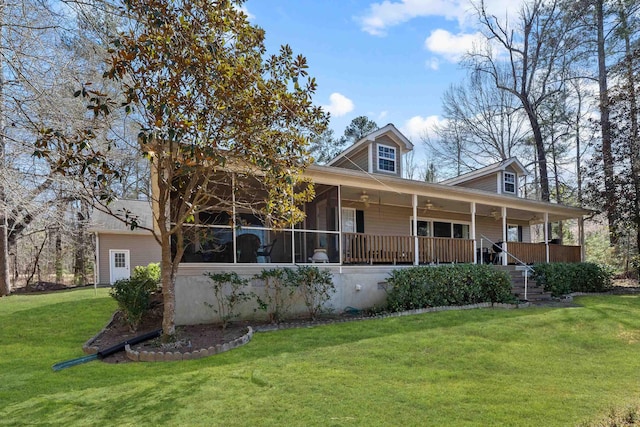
506, 242, 547, 264
506, 242, 581, 264
343, 233, 474, 264
418, 236, 474, 264
549, 244, 581, 263
343, 233, 414, 264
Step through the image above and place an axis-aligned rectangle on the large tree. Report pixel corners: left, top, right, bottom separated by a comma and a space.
469, 0, 580, 201
36, 0, 327, 339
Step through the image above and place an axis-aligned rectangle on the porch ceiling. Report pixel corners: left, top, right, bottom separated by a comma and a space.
340, 186, 583, 223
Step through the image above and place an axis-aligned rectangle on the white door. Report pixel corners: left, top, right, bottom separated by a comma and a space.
109, 250, 130, 284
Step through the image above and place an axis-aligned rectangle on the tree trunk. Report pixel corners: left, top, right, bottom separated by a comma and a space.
526, 106, 551, 202
596, 0, 617, 246
616, 1, 640, 264
0, 0, 10, 296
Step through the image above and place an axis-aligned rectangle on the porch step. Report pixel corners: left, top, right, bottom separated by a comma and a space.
493, 265, 552, 302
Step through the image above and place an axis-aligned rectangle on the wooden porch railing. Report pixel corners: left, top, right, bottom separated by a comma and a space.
506, 242, 547, 264
506, 242, 581, 264
418, 236, 474, 264
343, 233, 581, 265
343, 233, 474, 264
549, 244, 581, 263
343, 233, 414, 264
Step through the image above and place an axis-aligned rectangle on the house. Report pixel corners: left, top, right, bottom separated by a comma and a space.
170, 124, 588, 324
89, 199, 161, 285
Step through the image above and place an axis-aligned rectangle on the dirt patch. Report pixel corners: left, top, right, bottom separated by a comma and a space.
90, 301, 256, 364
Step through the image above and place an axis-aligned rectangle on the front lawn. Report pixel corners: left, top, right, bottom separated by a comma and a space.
1, 288, 640, 426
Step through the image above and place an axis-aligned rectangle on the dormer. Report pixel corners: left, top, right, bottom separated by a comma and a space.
327, 124, 414, 178
439, 157, 528, 197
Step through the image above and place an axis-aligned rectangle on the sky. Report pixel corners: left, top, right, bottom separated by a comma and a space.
244, 0, 518, 160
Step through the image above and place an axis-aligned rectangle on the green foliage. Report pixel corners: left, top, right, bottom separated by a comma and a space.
110, 274, 158, 332
253, 268, 298, 323
205, 272, 253, 329
289, 266, 335, 320
131, 263, 161, 291
385, 265, 514, 312
532, 262, 613, 296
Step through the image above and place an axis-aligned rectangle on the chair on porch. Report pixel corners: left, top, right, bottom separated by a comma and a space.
257, 238, 277, 263
492, 241, 503, 265
237, 233, 261, 263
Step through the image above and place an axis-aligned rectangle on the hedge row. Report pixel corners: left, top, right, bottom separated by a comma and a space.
532, 262, 613, 296
385, 264, 515, 312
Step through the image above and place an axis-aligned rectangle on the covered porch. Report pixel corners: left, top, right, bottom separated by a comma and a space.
178, 166, 587, 267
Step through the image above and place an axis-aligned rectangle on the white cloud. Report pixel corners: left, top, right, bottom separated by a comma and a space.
322, 93, 354, 117
235, 4, 255, 20
426, 57, 440, 70
357, 0, 466, 36
357, 0, 524, 36
401, 115, 443, 142
424, 29, 484, 63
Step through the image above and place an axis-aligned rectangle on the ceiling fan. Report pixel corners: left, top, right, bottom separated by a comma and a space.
359, 191, 370, 208
423, 200, 442, 213
490, 208, 501, 220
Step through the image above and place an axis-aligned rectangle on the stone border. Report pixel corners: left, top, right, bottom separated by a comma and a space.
253, 301, 528, 333
124, 327, 254, 362
85, 301, 528, 363
82, 311, 119, 355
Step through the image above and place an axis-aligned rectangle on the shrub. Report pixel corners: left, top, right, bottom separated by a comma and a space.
254, 268, 298, 323
290, 266, 335, 320
110, 276, 157, 332
205, 272, 253, 329
532, 262, 613, 296
385, 265, 514, 312
133, 262, 161, 285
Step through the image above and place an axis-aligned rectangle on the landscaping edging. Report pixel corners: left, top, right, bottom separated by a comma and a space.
85, 301, 527, 363
124, 326, 254, 362
82, 311, 119, 355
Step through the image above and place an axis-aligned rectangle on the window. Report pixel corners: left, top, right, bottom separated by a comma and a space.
377, 144, 396, 173
504, 172, 516, 194
410, 218, 469, 239
341, 208, 356, 233
114, 252, 126, 268
507, 224, 522, 242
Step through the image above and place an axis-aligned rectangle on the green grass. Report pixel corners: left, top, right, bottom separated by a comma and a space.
2, 289, 640, 426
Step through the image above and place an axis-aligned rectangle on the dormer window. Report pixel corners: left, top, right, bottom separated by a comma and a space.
504, 172, 516, 194
377, 144, 396, 173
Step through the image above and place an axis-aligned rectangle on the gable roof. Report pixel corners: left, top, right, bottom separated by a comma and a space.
88, 199, 155, 234
438, 157, 528, 186
326, 123, 414, 166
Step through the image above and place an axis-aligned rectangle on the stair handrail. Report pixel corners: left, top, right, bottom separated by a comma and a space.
479, 234, 535, 301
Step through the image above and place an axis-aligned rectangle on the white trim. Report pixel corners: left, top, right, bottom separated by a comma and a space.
501, 207, 507, 265
326, 123, 414, 166
503, 171, 516, 195
412, 194, 419, 265
439, 157, 528, 186
409, 216, 471, 239
109, 249, 131, 284
470, 202, 477, 263
367, 144, 373, 173
376, 143, 397, 174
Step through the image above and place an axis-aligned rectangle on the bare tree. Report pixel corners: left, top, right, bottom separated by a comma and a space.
469, 0, 580, 201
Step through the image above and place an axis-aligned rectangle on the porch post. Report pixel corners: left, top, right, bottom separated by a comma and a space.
471, 202, 477, 264
412, 194, 419, 265
501, 206, 507, 265
579, 216, 585, 262
338, 185, 343, 265
544, 212, 550, 263
232, 172, 237, 264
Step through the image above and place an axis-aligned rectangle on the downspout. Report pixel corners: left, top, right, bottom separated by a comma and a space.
579, 216, 585, 262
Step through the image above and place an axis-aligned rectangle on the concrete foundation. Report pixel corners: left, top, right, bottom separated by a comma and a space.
174, 264, 411, 325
